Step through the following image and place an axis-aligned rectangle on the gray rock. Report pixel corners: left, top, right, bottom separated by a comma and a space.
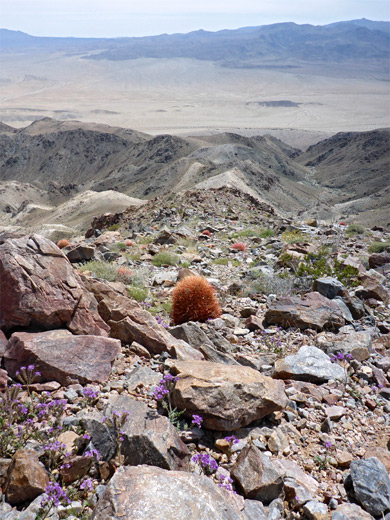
332, 502, 375, 519
92, 465, 250, 520
169, 322, 238, 365
349, 457, 390, 516
315, 329, 374, 357
273, 345, 346, 383
124, 365, 161, 391
242, 499, 268, 520
231, 445, 284, 504
313, 277, 344, 299
84, 394, 189, 470
303, 500, 328, 519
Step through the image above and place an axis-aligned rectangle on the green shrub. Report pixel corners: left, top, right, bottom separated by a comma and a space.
249, 272, 294, 296
81, 260, 118, 281
280, 229, 307, 244
213, 258, 241, 266
127, 285, 149, 302
259, 228, 275, 238
110, 242, 126, 252
152, 251, 179, 267
108, 223, 120, 232
296, 248, 332, 278
346, 224, 365, 236
368, 241, 390, 253
333, 260, 360, 287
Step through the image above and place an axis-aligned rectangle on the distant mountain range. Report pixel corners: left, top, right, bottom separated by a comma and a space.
1, 19, 389, 68
0, 119, 389, 228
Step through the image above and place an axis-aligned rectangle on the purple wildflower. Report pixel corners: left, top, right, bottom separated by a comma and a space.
192, 453, 219, 473
225, 435, 240, 444
80, 478, 94, 492
41, 482, 70, 508
191, 415, 203, 428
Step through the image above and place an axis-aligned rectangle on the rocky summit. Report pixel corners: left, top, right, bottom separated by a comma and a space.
0, 186, 390, 520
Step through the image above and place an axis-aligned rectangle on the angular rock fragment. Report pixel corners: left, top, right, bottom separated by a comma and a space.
264, 292, 349, 331
273, 345, 345, 383
349, 457, 390, 517
0, 233, 109, 336
230, 444, 284, 503
4, 329, 120, 386
6, 450, 49, 506
171, 360, 288, 430
83, 394, 189, 470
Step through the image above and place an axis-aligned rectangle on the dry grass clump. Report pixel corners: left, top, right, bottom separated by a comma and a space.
171, 275, 221, 325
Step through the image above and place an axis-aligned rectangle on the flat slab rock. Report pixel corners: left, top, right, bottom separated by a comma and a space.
4, 329, 120, 386
265, 292, 350, 331
91, 465, 252, 520
273, 345, 346, 384
170, 360, 288, 431
0, 233, 109, 336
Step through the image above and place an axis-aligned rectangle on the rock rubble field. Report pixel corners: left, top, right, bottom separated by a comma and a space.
0, 187, 389, 520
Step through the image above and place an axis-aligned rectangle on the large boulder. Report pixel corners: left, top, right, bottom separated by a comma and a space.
82, 394, 190, 470
4, 330, 120, 386
170, 361, 288, 431
81, 276, 200, 358
273, 345, 346, 384
264, 292, 350, 331
91, 465, 249, 520
0, 233, 109, 336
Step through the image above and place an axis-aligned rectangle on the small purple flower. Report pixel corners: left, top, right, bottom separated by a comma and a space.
41, 482, 70, 508
80, 478, 94, 492
27, 365, 35, 371
324, 441, 333, 449
84, 448, 100, 461
83, 433, 91, 440
191, 415, 203, 428
225, 435, 239, 444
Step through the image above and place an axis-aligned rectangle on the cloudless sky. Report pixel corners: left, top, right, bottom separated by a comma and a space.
1, 0, 389, 38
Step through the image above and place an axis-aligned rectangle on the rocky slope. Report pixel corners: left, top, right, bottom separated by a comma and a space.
0, 120, 389, 231
0, 186, 389, 519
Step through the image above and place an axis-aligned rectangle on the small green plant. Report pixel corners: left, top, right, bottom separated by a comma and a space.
108, 223, 120, 232
296, 247, 332, 278
153, 374, 185, 429
127, 285, 149, 302
81, 260, 118, 282
333, 260, 360, 287
346, 224, 365, 236
110, 242, 126, 252
259, 228, 275, 238
281, 229, 308, 244
152, 251, 179, 267
314, 441, 334, 470
249, 272, 294, 296
212, 257, 241, 266
138, 235, 154, 245
368, 241, 390, 253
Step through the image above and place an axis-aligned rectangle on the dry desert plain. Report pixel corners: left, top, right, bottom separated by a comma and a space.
1, 51, 389, 148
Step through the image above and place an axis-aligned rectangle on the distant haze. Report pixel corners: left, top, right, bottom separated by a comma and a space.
1, 0, 389, 37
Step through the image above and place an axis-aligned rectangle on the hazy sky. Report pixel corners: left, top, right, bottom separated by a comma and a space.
2, 0, 389, 37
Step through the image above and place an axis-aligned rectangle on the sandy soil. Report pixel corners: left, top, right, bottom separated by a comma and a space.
1, 53, 389, 149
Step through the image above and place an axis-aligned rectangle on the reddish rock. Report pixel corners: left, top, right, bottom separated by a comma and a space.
6, 449, 49, 505
0, 233, 109, 336
369, 252, 390, 268
264, 292, 349, 331
245, 315, 264, 331
4, 329, 120, 386
364, 447, 390, 473
60, 455, 92, 484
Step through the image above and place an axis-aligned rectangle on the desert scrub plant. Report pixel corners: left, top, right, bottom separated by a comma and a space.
333, 259, 360, 287
116, 266, 134, 284
280, 229, 308, 244
81, 260, 118, 282
212, 257, 241, 267
127, 285, 148, 302
296, 247, 332, 279
249, 271, 294, 296
171, 275, 221, 325
346, 223, 365, 236
152, 251, 179, 267
108, 223, 120, 232
368, 241, 390, 253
